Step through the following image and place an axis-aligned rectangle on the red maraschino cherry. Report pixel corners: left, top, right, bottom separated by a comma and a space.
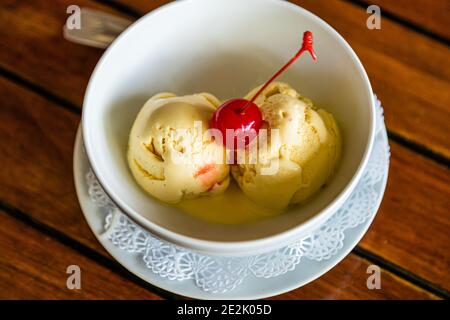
210, 31, 317, 150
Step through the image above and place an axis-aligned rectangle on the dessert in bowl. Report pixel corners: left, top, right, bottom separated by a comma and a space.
82, 0, 375, 256
128, 81, 342, 222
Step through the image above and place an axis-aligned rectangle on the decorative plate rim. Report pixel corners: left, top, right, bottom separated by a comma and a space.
73, 95, 389, 299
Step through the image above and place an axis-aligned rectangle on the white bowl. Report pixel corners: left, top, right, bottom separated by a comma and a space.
82, 0, 375, 256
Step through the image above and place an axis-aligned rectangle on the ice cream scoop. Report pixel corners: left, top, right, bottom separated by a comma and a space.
128, 92, 230, 204
231, 82, 341, 210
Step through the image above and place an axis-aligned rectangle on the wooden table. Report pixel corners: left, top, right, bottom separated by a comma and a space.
0, 0, 448, 300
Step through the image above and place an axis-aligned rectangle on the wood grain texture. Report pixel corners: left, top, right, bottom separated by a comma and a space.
359, 142, 450, 290
0, 75, 440, 299
366, 0, 450, 40
293, 0, 450, 159
0, 209, 162, 299
271, 254, 437, 300
0, 79, 103, 255
116, 0, 450, 158
0, 0, 131, 106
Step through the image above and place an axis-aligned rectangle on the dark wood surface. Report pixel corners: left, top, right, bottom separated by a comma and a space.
0, 0, 448, 299
366, 0, 450, 40
0, 209, 163, 299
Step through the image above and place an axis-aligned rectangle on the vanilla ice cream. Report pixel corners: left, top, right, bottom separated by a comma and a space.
128, 92, 230, 204
232, 82, 341, 210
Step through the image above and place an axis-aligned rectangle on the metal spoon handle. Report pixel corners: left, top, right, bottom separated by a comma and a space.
63, 8, 132, 48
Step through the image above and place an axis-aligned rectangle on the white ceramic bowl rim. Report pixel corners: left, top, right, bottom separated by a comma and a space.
82, 0, 375, 255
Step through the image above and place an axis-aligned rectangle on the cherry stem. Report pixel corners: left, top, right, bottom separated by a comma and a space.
239, 31, 317, 114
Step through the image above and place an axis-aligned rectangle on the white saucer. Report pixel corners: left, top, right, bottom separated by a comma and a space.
73, 99, 389, 299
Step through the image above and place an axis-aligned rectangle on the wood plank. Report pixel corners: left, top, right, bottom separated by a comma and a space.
114, 0, 450, 159
0, 0, 131, 106
294, 0, 450, 159
0, 75, 444, 298
271, 254, 437, 299
0, 209, 162, 299
359, 142, 450, 290
367, 0, 450, 40
0, 79, 103, 255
